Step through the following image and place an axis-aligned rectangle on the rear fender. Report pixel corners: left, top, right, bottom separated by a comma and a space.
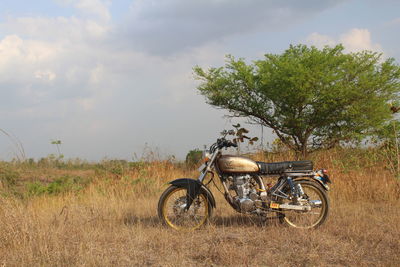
169, 178, 216, 209
293, 177, 330, 191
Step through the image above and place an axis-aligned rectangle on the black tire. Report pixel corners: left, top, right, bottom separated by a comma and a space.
279, 180, 329, 229
157, 185, 213, 230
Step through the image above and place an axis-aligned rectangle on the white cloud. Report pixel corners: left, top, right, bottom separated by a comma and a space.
34, 70, 56, 82
340, 28, 382, 52
57, 0, 111, 22
0, 35, 58, 64
305, 32, 336, 48
74, 0, 111, 22
388, 17, 400, 25
305, 28, 383, 53
0, 35, 61, 84
0, 13, 224, 121
0, 16, 110, 41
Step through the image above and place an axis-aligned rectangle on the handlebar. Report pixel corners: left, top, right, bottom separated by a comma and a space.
229, 141, 238, 148
217, 138, 237, 149
209, 138, 238, 153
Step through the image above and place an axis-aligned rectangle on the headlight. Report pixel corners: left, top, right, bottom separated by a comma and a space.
202, 150, 211, 162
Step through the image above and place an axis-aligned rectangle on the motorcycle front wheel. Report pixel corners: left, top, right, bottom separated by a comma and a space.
157, 185, 212, 231
279, 180, 329, 229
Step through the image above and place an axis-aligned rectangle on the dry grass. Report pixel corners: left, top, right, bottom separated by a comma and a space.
0, 149, 399, 266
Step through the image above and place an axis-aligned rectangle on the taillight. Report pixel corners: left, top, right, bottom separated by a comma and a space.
321, 169, 331, 183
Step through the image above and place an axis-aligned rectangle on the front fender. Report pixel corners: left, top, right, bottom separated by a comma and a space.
169, 178, 216, 208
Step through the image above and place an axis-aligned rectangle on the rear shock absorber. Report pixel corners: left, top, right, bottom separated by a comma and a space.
296, 183, 305, 196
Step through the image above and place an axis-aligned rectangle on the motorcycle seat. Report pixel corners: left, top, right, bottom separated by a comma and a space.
257, 160, 313, 175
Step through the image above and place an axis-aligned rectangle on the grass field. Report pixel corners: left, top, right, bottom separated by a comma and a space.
0, 148, 399, 266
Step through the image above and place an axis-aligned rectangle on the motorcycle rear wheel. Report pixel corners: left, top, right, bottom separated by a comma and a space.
158, 185, 212, 231
279, 180, 329, 229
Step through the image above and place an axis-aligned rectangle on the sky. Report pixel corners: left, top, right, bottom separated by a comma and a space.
0, 0, 399, 161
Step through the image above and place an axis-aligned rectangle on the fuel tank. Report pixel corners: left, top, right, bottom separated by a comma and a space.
216, 155, 260, 173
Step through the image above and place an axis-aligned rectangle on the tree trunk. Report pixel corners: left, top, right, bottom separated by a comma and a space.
300, 144, 308, 159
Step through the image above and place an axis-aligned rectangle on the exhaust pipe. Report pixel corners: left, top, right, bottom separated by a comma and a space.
309, 200, 322, 208
279, 203, 311, 211
270, 200, 322, 211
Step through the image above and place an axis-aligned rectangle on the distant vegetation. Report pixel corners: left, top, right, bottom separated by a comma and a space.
1, 140, 400, 199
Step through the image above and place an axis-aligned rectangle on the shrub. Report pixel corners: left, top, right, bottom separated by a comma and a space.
27, 175, 90, 196
185, 149, 203, 166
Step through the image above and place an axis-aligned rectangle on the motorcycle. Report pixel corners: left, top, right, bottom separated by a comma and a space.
157, 133, 331, 230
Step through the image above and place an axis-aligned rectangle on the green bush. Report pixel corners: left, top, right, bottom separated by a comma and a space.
27, 175, 90, 196
185, 149, 203, 166
96, 159, 130, 177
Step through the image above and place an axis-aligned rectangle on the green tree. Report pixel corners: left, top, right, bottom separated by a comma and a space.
194, 44, 400, 157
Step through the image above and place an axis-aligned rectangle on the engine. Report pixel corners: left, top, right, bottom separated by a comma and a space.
227, 174, 261, 212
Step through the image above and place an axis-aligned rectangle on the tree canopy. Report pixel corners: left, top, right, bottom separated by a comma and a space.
194, 44, 400, 157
